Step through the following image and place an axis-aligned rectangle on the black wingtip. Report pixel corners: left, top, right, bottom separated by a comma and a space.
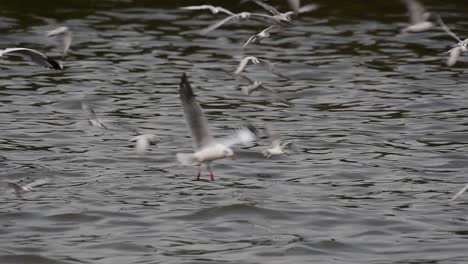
179, 73, 195, 101
46, 57, 63, 70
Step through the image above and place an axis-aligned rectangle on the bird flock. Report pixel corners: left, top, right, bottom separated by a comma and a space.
1, 0, 468, 201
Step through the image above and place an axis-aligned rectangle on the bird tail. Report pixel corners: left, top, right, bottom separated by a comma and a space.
176, 153, 195, 166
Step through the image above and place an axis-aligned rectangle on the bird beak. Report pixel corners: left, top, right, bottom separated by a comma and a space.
229, 155, 236, 160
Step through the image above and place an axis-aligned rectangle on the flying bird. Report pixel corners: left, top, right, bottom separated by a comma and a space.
262, 126, 295, 158
130, 134, 158, 154
437, 16, 468, 67
243, 25, 277, 49
81, 103, 140, 133
4, 178, 49, 195
176, 73, 256, 181
47, 26, 72, 56
235, 56, 290, 80
180, 5, 235, 16
451, 183, 468, 201
400, 0, 434, 33
287, 0, 301, 15
0, 48, 62, 70
223, 70, 291, 105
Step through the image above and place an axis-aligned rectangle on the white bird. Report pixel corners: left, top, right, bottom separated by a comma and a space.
47, 26, 72, 56
283, 3, 319, 17
4, 178, 49, 195
243, 25, 277, 49
180, 5, 235, 16
400, 0, 434, 33
177, 73, 256, 181
0, 48, 62, 70
130, 134, 158, 154
451, 183, 468, 201
224, 70, 291, 105
81, 103, 140, 133
262, 126, 295, 158
235, 56, 290, 80
247, 0, 293, 24
437, 16, 468, 67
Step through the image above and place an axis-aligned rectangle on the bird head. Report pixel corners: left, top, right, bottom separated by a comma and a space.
223, 147, 236, 160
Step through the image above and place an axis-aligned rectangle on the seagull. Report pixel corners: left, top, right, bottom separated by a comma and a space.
283, 3, 319, 17
47, 26, 72, 56
130, 134, 158, 154
400, 0, 434, 33
180, 5, 235, 16
451, 183, 468, 201
177, 73, 256, 181
262, 127, 295, 158
246, 0, 294, 24
223, 70, 291, 105
437, 16, 468, 67
81, 103, 140, 133
0, 48, 62, 70
4, 178, 49, 195
243, 25, 277, 49
235, 56, 290, 80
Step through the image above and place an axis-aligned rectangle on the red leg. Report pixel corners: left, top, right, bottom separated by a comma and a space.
206, 163, 215, 181
196, 164, 201, 181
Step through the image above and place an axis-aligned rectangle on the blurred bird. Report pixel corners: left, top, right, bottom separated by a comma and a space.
177, 73, 256, 181
400, 0, 434, 33
47, 26, 72, 57
437, 16, 468, 67
451, 183, 468, 201
243, 25, 277, 49
4, 178, 49, 195
0, 48, 62, 70
262, 126, 295, 157
180, 5, 235, 15
81, 103, 140, 133
130, 134, 158, 154
235, 56, 290, 80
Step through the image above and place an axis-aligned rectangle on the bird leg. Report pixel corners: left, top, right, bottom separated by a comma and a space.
196, 164, 201, 181
206, 163, 215, 181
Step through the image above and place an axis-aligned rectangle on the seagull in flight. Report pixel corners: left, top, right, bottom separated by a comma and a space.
177, 73, 256, 181
180, 5, 235, 15
0, 48, 62, 70
245, 0, 294, 24
451, 182, 468, 201
130, 134, 158, 154
235, 56, 290, 80
262, 126, 295, 158
4, 178, 49, 195
437, 16, 468, 67
243, 25, 277, 49
400, 0, 434, 33
47, 26, 72, 57
223, 70, 291, 105
81, 103, 140, 133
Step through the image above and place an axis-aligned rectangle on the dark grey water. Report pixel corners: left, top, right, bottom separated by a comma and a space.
1, 0, 468, 263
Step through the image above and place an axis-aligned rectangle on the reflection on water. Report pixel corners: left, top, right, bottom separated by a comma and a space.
1, 0, 468, 263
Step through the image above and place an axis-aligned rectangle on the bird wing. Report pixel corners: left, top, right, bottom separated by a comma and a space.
264, 125, 281, 147
221, 69, 256, 86
218, 127, 256, 148
22, 178, 50, 189
5, 182, 23, 192
436, 15, 462, 42
287, 0, 301, 15
451, 182, 468, 201
447, 46, 462, 67
179, 73, 214, 148
200, 14, 241, 35
250, 0, 282, 16
0, 48, 62, 70
243, 34, 258, 49
235, 56, 258, 74
258, 84, 291, 105
47, 26, 72, 55
258, 59, 290, 80
402, 0, 426, 24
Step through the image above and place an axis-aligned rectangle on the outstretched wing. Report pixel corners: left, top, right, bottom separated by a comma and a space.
402, 0, 426, 24
0, 48, 62, 70
179, 73, 214, 148
218, 127, 256, 148
200, 14, 242, 35
451, 182, 468, 201
258, 84, 291, 105
258, 59, 290, 80
447, 46, 462, 67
